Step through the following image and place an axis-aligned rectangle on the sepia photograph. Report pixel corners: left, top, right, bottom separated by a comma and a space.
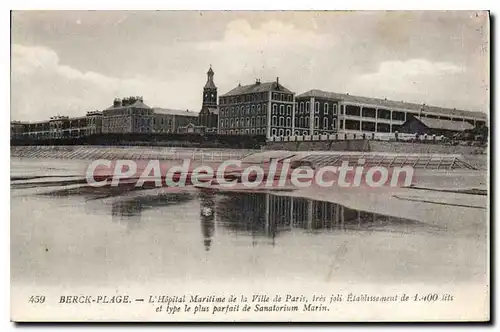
10, 10, 490, 322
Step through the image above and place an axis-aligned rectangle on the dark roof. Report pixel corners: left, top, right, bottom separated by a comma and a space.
297, 89, 487, 120
221, 81, 293, 97
416, 117, 474, 132
153, 108, 198, 117
105, 99, 151, 111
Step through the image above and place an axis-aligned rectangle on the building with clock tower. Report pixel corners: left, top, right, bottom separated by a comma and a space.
198, 66, 219, 133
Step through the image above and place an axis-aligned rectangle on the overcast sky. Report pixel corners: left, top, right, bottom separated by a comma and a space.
11, 11, 489, 121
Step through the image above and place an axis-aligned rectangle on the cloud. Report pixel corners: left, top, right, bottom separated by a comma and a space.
346, 59, 487, 111
11, 44, 200, 121
11, 18, 488, 121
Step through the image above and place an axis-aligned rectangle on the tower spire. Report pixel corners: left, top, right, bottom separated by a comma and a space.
205, 65, 216, 89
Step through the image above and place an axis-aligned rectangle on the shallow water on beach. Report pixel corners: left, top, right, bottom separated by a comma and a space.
11, 158, 487, 288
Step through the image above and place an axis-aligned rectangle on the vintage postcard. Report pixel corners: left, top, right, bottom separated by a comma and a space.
10, 10, 490, 322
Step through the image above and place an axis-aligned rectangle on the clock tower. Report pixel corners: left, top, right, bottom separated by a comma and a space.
202, 65, 217, 108
198, 65, 219, 133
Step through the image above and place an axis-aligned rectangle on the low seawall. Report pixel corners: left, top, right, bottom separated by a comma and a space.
11, 145, 259, 161
265, 140, 486, 155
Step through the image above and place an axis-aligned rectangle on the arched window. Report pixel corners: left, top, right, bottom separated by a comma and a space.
272, 128, 277, 136
306, 101, 310, 112
272, 116, 277, 126
286, 129, 291, 136
257, 104, 261, 114
323, 118, 328, 129
305, 117, 309, 127
246, 117, 250, 126
315, 102, 320, 114
235, 119, 239, 127
286, 117, 291, 126
300, 102, 304, 113
333, 104, 337, 115
315, 116, 319, 128
279, 129, 284, 137
280, 105, 284, 115
273, 104, 278, 114
324, 103, 329, 115
251, 105, 255, 115
332, 119, 336, 130
279, 117, 284, 126
287, 105, 291, 116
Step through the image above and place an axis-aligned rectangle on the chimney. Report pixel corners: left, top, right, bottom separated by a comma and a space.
276, 77, 279, 85
256, 78, 261, 85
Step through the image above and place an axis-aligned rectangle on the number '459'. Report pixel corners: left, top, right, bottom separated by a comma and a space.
28, 296, 45, 304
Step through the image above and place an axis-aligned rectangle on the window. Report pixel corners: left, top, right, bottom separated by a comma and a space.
300, 102, 304, 113
220, 120, 224, 128
287, 105, 291, 116
246, 106, 250, 115
286, 117, 291, 126
324, 103, 329, 115
362, 107, 376, 118
306, 101, 310, 112
345, 119, 360, 130
273, 104, 277, 114
257, 105, 261, 114
345, 105, 361, 117
392, 111, 405, 121
272, 116, 277, 126
315, 102, 320, 114
323, 118, 328, 128
378, 109, 391, 119
251, 105, 255, 115
280, 105, 284, 115
332, 119, 336, 130
305, 117, 310, 127
286, 129, 291, 136
314, 116, 319, 128
235, 119, 239, 127
272, 128, 277, 136
246, 117, 250, 126
279, 117, 284, 126
279, 129, 284, 137
362, 121, 376, 132
376, 123, 390, 133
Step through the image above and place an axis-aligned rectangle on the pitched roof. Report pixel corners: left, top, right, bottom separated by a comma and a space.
105, 99, 151, 111
153, 108, 198, 117
416, 117, 475, 132
221, 81, 293, 97
297, 89, 487, 120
